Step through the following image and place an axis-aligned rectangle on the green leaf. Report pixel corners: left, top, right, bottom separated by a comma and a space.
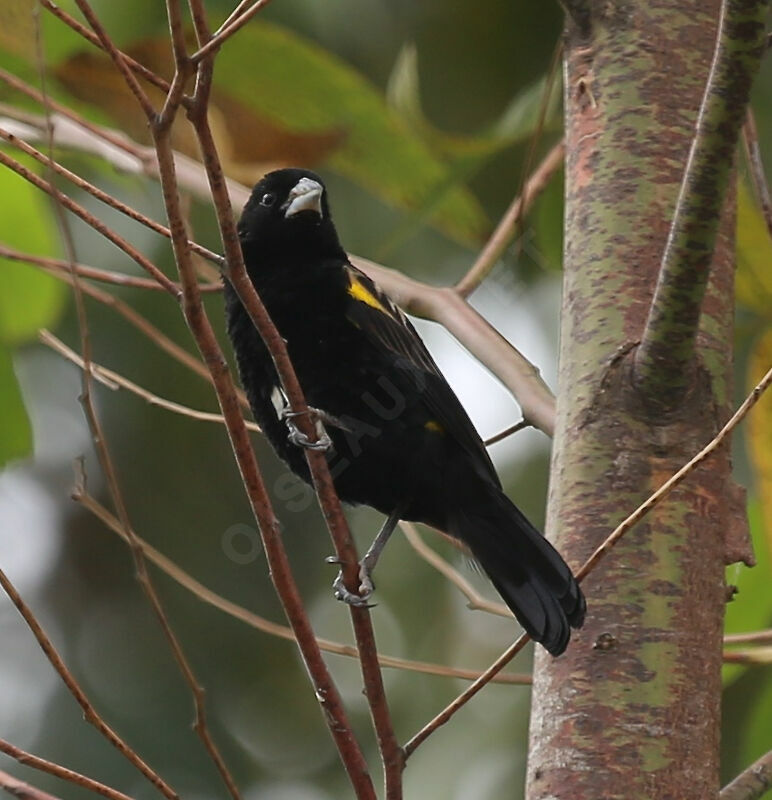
0, 157, 66, 344
0, 344, 33, 466
386, 43, 562, 160
212, 22, 489, 245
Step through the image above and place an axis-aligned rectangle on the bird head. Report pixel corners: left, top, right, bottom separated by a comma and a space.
237, 168, 343, 260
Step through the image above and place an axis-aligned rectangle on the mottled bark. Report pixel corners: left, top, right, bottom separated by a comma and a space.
526, 2, 757, 798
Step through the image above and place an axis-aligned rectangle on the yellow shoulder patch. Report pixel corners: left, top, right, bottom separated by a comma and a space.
424, 420, 444, 434
347, 275, 389, 314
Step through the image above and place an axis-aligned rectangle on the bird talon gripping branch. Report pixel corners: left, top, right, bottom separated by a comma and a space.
332, 570, 375, 608
224, 168, 586, 655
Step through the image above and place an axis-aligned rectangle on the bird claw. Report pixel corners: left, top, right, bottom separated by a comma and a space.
287, 426, 332, 451
282, 409, 332, 451
329, 560, 376, 608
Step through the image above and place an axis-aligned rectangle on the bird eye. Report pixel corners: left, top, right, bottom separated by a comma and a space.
260, 192, 276, 207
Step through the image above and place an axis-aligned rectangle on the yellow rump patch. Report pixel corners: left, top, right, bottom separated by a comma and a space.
348, 276, 389, 314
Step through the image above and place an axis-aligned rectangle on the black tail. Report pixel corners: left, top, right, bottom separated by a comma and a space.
448, 487, 585, 656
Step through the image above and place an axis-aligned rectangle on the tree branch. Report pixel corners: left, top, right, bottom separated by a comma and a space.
352, 257, 556, 435
720, 748, 772, 800
743, 107, 772, 240
455, 139, 565, 297
0, 769, 60, 800
0, 125, 221, 268
73, 481, 531, 685
0, 741, 131, 800
0, 565, 178, 799
633, 0, 769, 410
189, 0, 276, 64
0, 146, 180, 295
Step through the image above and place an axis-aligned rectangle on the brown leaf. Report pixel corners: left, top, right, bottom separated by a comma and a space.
54, 41, 346, 181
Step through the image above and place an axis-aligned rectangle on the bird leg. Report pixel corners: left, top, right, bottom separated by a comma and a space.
327, 506, 403, 607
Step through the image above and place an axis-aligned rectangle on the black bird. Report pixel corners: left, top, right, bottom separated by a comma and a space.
224, 168, 585, 655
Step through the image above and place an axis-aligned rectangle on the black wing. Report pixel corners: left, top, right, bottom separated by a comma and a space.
343, 263, 500, 488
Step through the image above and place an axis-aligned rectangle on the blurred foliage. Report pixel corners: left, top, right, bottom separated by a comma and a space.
0, 1, 770, 798
0, 160, 64, 465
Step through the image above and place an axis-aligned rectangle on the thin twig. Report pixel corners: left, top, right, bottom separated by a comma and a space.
0, 769, 60, 800
455, 139, 565, 297
26, 15, 179, 797
0, 566, 178, 799
484, 419, 530, 446
40, 6, 239, 796
30, 259, 248, 408
73, 485, 531, 685
722, 647, 772, 664
40, 329, 260, 431
634, 0, 769, 410
0, 245, 205, 292
743, 106, 772, 239
72, 1, 156, 118
0, 66, 148, 157
720, 747, 772, 800
0, 126, 221, 268
724, 628, 772, 646
400, 523, 511, 617
0, 147, 180, 295
404, 362, 772, 757
189, 0, 275, 64
0, 741, 132, 800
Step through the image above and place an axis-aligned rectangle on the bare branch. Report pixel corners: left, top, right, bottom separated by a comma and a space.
190, 0, 275, 63
456, 139, 565, 297
36, 7, 239, 796
40, 329, 259, 431
352, 257, 557, 435
0, 245, 206, 292
187, 55, 402, 792
724, 628, 772, 646
743, 107, 772, 239
122, 28, 375, 792
39, 0, 172, 96
72, 0, 156, 118
74, 483, 531, 685
0, 126, 221, 268
722, 647, 772, 664
0, 146, 180, 295
400, 523, 510, 617
720, 747, 772, 800
634, 0, 769, 410
0, 770, 60, 800
484, 419, 530, 446
0, 741, 132, 800
0, 565, 178, 799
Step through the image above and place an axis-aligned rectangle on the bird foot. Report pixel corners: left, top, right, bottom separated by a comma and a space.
326, 556, 376, 607
282, 408, 332, 451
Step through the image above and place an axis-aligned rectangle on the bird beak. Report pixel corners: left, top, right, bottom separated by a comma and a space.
283, 178, 323, 218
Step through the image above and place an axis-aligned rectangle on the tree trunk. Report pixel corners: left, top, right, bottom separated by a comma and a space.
526, 2, 747, 797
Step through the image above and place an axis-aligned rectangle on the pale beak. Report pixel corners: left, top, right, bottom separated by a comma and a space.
283, 177, 323, 218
